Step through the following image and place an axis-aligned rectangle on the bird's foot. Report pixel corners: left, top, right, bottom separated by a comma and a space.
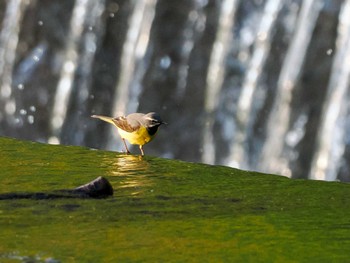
121, 149, 131, 155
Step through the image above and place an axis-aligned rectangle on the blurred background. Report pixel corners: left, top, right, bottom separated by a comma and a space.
1, 0, 350, 181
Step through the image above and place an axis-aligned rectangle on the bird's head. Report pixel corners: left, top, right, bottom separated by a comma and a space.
144, 112, 167, 128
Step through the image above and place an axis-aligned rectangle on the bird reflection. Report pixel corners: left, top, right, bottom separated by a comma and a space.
102, 154, 153, 196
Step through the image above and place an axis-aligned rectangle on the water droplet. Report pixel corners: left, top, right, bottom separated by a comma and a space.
38, 20, 43, 26
28, 115, 34, 124
18, 84, 24, 90
326, 49, 333, 55
160, 56, 171, 69
14, 118, 22, 124
29, 105, 36, 112
19, 109, 27, 115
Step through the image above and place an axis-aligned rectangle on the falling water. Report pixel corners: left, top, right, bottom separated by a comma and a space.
174, 1, 207, 99
49, 0, 93, 144
1, 1, 350, 181
259, 0, 324, 176
0, 0, 29, 125
309, 0, 350, 181
60, 0, 106, 145
106, 0, 157, 151
202, 0, 238, 164
12, 42, 48, 88
227, 0, 283, 169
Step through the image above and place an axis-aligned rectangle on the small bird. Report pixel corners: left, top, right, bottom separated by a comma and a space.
92, 112, 166, 156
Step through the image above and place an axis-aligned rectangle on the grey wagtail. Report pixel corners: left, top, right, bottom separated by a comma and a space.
91, 112, 166, 156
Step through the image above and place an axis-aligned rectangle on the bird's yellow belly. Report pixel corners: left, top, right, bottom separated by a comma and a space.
117, 126, 154, 145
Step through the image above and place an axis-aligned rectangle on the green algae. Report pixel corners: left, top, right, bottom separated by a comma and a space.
0, 136, 350, 262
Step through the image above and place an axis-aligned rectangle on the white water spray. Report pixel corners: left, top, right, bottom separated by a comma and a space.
227, 0, 283, 169
202, 0, 238, 164
309, 0, 350, 181
0, 0, 29, 123
260, 0, 324, 176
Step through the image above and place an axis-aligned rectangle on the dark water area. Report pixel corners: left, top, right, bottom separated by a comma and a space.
1, 0, 350, 181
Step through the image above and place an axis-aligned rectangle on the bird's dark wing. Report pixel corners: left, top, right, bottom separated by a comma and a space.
112, 116, 140, 132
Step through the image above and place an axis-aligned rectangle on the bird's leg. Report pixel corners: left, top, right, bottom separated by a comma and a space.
122, 139, 131, 154
139, 145, 145, 156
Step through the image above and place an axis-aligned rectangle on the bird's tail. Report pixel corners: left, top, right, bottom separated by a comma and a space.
91, 115, 116, 125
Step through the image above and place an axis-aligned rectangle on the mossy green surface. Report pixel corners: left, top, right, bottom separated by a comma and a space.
0, 136, 349, 262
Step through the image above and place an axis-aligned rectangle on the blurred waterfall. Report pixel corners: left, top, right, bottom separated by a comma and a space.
1, 0, 350, 181
202, 0, 238, 164
0, 0, 29, 126
107, 0, 157, 151
228, 0, 282, 169
309, 0, 350, 181
260, 0, 324, 176
49, 0, 95, 143
60, 0, 105, 145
